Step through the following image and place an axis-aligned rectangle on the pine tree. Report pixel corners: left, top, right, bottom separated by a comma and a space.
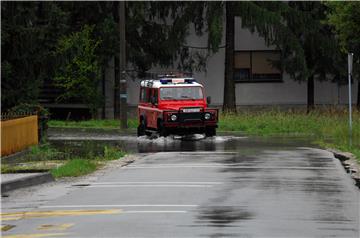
1, 2, 68, 109
326, 2, 360, 109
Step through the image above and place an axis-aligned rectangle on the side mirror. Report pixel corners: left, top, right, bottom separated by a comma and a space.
206, 96, 211, 105
150, 96, 156, 105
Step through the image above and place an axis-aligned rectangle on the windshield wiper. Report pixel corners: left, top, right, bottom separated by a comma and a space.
181, 96, 195, 100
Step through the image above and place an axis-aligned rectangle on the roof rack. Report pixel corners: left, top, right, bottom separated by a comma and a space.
144, 71, 193, 79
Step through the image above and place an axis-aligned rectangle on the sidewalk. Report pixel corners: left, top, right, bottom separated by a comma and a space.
1, 173, 54, 193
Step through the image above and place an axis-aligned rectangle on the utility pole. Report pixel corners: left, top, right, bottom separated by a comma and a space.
119, 1, 127, 129
348, 53, 353, 146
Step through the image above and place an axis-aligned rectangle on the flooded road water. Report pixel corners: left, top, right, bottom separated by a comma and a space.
48, 128, 315, 154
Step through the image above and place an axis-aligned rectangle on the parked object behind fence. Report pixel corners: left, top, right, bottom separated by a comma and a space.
1, 115, 38, 156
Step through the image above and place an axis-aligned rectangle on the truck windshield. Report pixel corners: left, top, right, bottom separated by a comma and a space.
160, 87, 203, 100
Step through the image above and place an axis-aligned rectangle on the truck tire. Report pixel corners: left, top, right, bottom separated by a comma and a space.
205, 127, 216, 137
137, 120, 146, 136
158, 120, 168, 137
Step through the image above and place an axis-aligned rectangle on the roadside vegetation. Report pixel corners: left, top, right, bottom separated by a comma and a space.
219, 109, 360, 161
50, 159, 97, 178
1, 143, 127, 178
48, 109, 360, 162
49, 118, 138, 129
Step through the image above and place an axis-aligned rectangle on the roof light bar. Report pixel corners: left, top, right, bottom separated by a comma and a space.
159, 78, 196, 84
184, 78, 196, 83
160, 79, 172, 84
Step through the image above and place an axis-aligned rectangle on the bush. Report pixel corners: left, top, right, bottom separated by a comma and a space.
7, 103, 49, 118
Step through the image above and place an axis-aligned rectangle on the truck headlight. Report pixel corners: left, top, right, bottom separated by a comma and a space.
204, 113, 211, 120
171, 114, 177, 121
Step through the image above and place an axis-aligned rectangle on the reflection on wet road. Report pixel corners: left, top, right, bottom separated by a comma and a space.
2, 129, 359, 237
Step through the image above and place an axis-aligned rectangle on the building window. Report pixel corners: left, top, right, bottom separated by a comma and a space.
234, 50, 282, 82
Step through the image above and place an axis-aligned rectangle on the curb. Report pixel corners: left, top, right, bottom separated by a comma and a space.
328, 148, 360, 189
1, 173, 54, 193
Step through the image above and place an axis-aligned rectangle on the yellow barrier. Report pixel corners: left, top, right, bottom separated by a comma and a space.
1, 115, 38, 156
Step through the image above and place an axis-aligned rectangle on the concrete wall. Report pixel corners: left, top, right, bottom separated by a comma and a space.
124, 16, 358, 109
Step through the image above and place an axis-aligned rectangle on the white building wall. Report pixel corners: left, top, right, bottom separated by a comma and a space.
125, 16, 358, 109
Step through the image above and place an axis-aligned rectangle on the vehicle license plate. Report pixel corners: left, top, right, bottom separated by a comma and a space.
183, 108, 201, 113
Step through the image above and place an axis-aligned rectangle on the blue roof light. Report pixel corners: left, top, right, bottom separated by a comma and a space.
160, 79, 172, 84
184, 78, 196, 83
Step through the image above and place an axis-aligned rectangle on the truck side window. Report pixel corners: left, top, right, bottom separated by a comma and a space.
145, 88, 151, 103
153, 89, 158, 104
140, 88, 146, 102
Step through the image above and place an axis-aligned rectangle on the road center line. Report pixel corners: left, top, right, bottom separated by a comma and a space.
2, 233, 69, 238
123, 211, 187, 214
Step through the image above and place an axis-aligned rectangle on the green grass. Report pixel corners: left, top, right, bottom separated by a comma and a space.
219, 109, 360, 161
50, 159, 97, 178
102, 146, 127, 161
27, 143, 64, 161
1, 143, 127, 176
49, 119, 138, 129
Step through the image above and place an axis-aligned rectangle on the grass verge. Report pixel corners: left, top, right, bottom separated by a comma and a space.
49, 118, 138, 129
102, 146, 127, 161
219, 109, 359, 162
1, 144, 127, 177
50, 159, 97, 178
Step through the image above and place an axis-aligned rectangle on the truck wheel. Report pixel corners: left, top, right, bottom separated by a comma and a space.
158, 121, 168, 137
205, 127, 216, 137
137, 120, 146, 136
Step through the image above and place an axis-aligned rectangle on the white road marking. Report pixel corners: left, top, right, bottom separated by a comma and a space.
83, 185, 213, 188
178, 151, 238, 154
125, 165, 336, 170
128, 163, 235, 166
40, 205, 198, 209
87, 182, 222, 185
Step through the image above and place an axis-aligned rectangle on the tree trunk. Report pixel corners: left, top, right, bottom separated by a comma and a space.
357, 79, 360, 110
307, 75, 314, 113
223, 2, 236, 113
113, 2, 120, 119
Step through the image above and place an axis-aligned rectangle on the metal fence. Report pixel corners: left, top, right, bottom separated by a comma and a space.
1, 114, 38, 156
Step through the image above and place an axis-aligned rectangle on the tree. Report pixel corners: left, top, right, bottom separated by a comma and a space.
54, 25, 102, 118
1, 1, 209, 112
1, 1, 68, 110
238, 2, 342, 112
223, 2, 236, 112
326, 2, 360, 109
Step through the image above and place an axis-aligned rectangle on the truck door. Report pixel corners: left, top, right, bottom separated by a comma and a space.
146, 88, 158, 129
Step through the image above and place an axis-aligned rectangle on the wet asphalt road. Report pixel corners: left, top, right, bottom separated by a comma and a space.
1, 134, 359, 237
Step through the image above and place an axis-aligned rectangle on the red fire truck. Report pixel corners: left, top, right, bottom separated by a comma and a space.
137, 75, 218, 137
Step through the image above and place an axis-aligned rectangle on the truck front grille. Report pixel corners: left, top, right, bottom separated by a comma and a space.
178, 112, 203, 122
